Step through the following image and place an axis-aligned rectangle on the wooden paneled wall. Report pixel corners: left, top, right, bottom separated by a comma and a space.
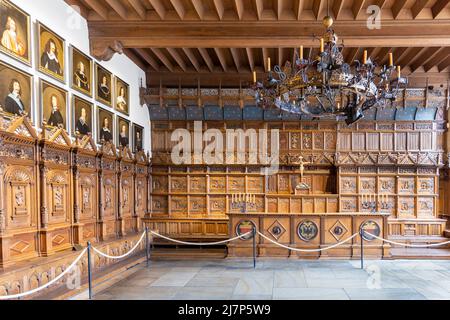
0, 114, 150, 268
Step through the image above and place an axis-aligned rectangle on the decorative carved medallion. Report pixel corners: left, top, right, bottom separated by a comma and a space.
236, 220, 255, 240
361, 220, 381, 241
297, 220, 318, 242
329, 220, 348, 241
268, 220, 286, 240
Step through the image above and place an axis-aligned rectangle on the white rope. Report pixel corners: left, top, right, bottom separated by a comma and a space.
150, 230, 253, 246
0, 248, 87, 300
257, 231, 359, 252
92, 231, 146, 260
364, 232, 450, 248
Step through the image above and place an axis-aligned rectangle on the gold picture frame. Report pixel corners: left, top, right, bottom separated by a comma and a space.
114, 76, 129, 116
0, 60, 33, 119
132, 123, 144, 153
97, 106, 114, 144
39, 79, 68, 130
95, 63, 113, 107
72, 95, 93, 138
37, 22, 66, 83
0, 0, 31, 66
116, 116, 130, 149
70, 45, 93, 97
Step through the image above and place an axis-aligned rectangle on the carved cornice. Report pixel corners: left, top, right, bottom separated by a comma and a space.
336, 152, 444, 167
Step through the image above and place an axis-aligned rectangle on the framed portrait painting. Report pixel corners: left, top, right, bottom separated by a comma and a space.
114, 76, 129, 116
72, 95, 93, 138
0, 60, 32, 118
0, 0, 31, 65
97, 106, 114, 144
132, 123, 144, 153
40, 79, 68, 129
70, 46, 92, 97
38, 22, 65, 83
116, 116, 130, 148
95, 63, 112, 107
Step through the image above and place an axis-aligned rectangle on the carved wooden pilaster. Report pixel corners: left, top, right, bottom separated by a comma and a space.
0, 162, 5, 235
98, 159, 104, 221
73, 164, 80, 224
39, 164, 48, 228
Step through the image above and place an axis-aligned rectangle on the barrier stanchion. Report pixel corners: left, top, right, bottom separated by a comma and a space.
359, 228, 364, 270
87, 242, 93, 300
145, 226, 150, 267
252, 226, 256, 269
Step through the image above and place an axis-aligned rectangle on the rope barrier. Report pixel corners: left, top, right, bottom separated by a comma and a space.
0, 248, 87, 300
364, 232, 450, 248
150, 230, 253, 246
92, 231, 146, 260
257, 231, 359, 252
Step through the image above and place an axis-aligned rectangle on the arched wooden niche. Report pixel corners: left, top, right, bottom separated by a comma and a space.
98, 141, 118, 241
39, 126, 74, 256
72, 135, 98, 245
0, 114, 39, 268
118, 147, 136, 236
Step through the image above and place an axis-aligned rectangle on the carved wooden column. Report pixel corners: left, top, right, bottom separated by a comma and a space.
117, 147, 135, 236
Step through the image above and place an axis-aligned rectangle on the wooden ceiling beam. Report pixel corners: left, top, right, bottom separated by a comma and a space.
151, 48, 174, 72
213, 0, 225, 20
169, 0, 186, 20
332, 0, 344, 20
65, 0, 90, 18
253, 0, 263, 20
409, 47, 441, 72
423, 47, 450, 72
246, 48, 255, 71
295, 0, 304, 20
376, 0, 388, 9
262, 48, 269, 72
275, 0, 282, 20
230, 48, 242, 72
87, 21, 450, 48
234, 0, 245, 20
134, 48, 160, 71
105, 0, 128, 20
198, 48, 214, 72
352, 0, 365, 19
123, 48, 147, 70
432, 0, 450, 18
392, 0, 408, 19
312, 0, 324, 20
191, 0, 205, 20
214, 48, 229, 72
167, 48, 188, 72
182, 48, 201, 72
437, 55, 450, 72
83, 0, 109, 19
411, 0, 429, 19
148, 0, 166, 20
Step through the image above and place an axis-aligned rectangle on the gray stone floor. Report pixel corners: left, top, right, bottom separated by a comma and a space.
94, 259, 450, 300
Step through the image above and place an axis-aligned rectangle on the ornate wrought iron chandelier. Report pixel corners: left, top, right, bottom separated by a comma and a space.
251, 15, 408, 125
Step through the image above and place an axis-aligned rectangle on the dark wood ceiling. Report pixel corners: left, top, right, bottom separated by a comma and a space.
66, 0, 450, 87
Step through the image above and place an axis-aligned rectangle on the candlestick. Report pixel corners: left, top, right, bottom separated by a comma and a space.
363, 50, 367, 64
389, 52, 393, 66
397, 66, 401, 78
268, 57, 271, 72
320, 38, 324, 53
253, 71, 257, 84
300, 45, 304, 60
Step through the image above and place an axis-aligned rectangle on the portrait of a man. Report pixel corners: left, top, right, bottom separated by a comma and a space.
71, 46, 92, 96
0, 61, 32, 117
38, 22, 65, 82
72, 96, 93, 137
95, 64, 112, 107
117, 117, 130, 148
0, 0, 30, 65
40, 80, 67, 129
115, 77, 129, 115
98, 107, 114, 144
133, 124, 144, 153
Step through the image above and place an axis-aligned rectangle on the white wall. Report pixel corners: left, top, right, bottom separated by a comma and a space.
0, 0, 151, 153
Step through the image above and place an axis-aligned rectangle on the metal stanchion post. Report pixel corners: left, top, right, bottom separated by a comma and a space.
87, 242, 93, 300
252, 227, 256, 269
145, 226, 150, 267
360, 228, 364, 270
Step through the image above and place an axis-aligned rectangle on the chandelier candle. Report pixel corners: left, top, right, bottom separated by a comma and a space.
300, 45, 304, 60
